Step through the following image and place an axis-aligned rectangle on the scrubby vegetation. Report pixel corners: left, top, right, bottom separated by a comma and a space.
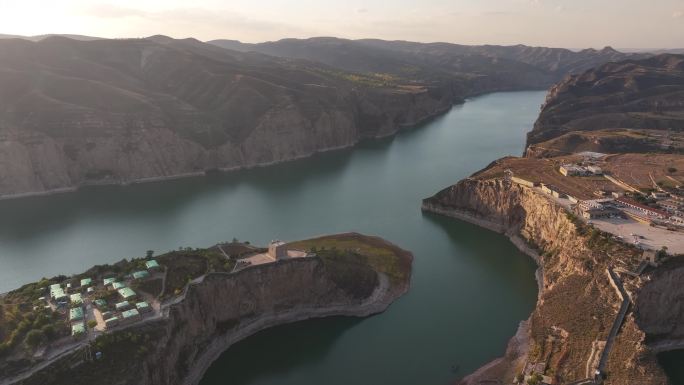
158, 248, 236, 300
317, 249, 379, 299
22, 327, 165, 385
288, 233, 412, 285
0, 278, 68, 357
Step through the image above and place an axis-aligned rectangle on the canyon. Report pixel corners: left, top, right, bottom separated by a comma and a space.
422, 54, 684, 384
0, 35, 639, 199
2, 234, 412, 385
422, 177, 675, 384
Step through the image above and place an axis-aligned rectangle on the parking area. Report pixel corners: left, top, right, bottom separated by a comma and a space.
590, 217, 684, 254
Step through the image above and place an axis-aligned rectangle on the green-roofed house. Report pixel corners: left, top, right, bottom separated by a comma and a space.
71, 322, 86, 337
94, 299, 107, 309
132, 270, 150, 280
118, 287, 137, 300
136, 301, 152, 314
80, 278, 92, 287
104, 316, 120, 330
145, 260, 160, 271
50, 284, 68, 302
103, 277, 116, 286
115, 301, 131, 311
112, 282, 126, 290
69, 307, 84, 322
121, 308, 141, 323
69, 293, 83, 306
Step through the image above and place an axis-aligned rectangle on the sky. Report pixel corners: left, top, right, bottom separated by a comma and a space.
0, 0, 683, 49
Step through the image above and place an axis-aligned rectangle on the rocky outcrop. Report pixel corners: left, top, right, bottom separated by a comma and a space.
527, 54, 684, 151
15, 238, 412, 385
635, 258, 684, 354
0, 36, 453, 199
150, 257, 406, 385
422, 178, 668, 384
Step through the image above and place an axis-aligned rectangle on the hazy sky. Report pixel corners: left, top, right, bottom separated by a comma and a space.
1, 0, 683, 48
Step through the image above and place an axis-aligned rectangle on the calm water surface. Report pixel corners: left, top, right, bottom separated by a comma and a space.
1, 91, 545, 385
660, 350, 684, 385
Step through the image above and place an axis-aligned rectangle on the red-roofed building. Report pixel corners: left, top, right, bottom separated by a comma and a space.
615, 197, 670, 219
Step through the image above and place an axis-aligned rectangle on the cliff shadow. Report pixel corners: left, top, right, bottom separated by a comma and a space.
658, 349, 684, 385
421, 211, 537, 281
0, 147, 360, 241
199, 317, 364, 385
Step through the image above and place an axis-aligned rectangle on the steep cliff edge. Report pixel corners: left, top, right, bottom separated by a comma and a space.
0, 35, 642, 199
422, 178, 667, 384
526, 54, 684, 156
5, 233, 412, 385
0, 36, 453, 199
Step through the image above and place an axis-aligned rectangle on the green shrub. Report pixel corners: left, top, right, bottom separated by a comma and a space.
41, 324, 57, 340
24, 329, 45, 348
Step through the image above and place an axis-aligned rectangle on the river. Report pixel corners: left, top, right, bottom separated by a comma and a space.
1, 91, 544, 384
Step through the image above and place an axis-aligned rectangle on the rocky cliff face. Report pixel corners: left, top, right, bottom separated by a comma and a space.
0, 36, 452, 198
527, 54, 684, 150
18, 251, 411, 385
147, 257, 407, 385
635, 259, 684, 353
422, 178, 667, 384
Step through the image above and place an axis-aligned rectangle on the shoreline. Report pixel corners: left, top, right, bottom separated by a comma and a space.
421, 203, 543, 290
182, 271, 402, 385
421, 201, 545, 383
0, 100, 458, 202
3, 234, 413, 385
0, 88, 547, 203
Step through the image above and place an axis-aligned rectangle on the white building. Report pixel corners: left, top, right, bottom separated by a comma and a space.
268, 240, 288, 260
559, 164, 586, 176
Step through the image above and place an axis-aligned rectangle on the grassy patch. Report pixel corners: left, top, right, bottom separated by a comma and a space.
132, 278, 163, 298
288, 233, 411, 285
158, 248, 236, 300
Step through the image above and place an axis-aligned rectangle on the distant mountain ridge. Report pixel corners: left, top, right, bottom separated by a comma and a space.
0, 35, 456, 197
527, 53, 684, 153
0, 35, 647, 198
209, 37, 645, 88
0, 33, 102, 41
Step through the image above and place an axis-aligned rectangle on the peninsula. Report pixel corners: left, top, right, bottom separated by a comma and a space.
423, 54, 684, 385
0, 233, 413, 385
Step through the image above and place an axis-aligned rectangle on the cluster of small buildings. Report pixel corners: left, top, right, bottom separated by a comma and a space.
577, 199, 623, 220
611, 192, 684, 225
47, 278, 96, 338
45, 259, 161, 339
96, 259, 160, 331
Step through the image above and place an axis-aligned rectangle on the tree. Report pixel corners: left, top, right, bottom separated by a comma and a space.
88, 320, 98, 329
527, 373, 543, 385
668, 167, 677, 174
41, 324, 57, 340
24, 329, 45, 349
657, 246, 669, 259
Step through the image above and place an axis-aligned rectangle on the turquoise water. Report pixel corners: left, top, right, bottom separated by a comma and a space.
0, 91, 545, 384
